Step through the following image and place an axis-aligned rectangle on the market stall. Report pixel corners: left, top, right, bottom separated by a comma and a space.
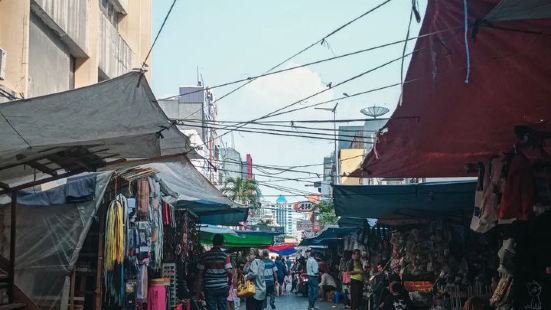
0, 173, 112, 308
0, 156, 247, 309
332, 181, 503, 309
350, 0, 551, 307
0, 71, 192, 307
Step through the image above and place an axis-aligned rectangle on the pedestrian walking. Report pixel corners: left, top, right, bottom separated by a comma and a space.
227, 268, 241, 310
306, 249, 320, 310
347, 249, 364, 310
275, 256, 286, 296
284, 257, 293, 293
196, 234, 233, 310
244, 250, 266, 310
339, 252, 352, 308
262, 250, 277, 309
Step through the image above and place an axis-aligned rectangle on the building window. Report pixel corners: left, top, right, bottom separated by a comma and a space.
99, 0, 119, 28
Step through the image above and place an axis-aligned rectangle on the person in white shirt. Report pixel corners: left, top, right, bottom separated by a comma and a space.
306, 249, 320, 310
319, 270, 337, 302
244, 250, 266, 310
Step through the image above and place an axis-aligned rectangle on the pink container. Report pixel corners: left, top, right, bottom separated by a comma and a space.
147, 283, 167, 310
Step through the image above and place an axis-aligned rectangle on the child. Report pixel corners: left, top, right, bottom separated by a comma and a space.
227, 268, 241, 310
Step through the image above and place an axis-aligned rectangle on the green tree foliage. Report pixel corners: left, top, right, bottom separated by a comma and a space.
221, 177, 260, 207
317, 200, 338, 227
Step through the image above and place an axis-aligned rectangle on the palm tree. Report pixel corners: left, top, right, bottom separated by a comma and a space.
221, 177, 260, 207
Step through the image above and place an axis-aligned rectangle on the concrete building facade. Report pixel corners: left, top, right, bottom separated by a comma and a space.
0, 0, 151, 102
158, 85, 222, 184
218, 147, 244, 185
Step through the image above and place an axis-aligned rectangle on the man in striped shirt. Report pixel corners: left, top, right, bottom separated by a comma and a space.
197, 234, 233, 310
262, 250, 277, 310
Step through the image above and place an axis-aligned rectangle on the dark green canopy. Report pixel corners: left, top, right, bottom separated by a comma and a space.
334, 181, 476, 220
200, 231, 274, 248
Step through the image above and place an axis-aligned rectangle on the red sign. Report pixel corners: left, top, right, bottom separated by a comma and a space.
293, 201, 315, 212
246, 154, 253, 180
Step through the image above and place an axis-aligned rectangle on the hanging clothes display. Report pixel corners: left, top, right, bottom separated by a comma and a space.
498, 151, 535, 221
98, 173, 200, 309
470, 157, 502, 233
104, 195, 127, 307
137, 178, 150, 217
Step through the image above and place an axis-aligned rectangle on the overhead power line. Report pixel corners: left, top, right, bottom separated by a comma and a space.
183, 118, 380, 124
205, 50, 419, 151
219, 157, 321, 176
217, 167, 318, 183
256, 181, 312, 195
211, 0, 393, 104
159, 27, 457, 101
255, 166, 318, 177
218, 154, 367, 175
180, 120, 374, 140
215, 160, 365, 182
256, 50, 419, 122
177, 122, 375, 144
178, 27, 462, 155
142, 0, 178, 68
183, 118, 377, 133
208, 49, 420, 147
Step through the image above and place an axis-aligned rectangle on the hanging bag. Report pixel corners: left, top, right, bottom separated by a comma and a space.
237, 278, 256, 298
470, 158, 501, 232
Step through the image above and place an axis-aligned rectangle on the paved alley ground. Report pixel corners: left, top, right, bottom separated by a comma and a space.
239, 293, 341, 310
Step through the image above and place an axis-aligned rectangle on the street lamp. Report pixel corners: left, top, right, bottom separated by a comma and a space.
315, 102, 339, 185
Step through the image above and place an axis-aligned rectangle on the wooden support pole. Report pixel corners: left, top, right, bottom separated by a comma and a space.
95, 205, 105, 310
8, 191, 16, 303
69, 270, 76, 310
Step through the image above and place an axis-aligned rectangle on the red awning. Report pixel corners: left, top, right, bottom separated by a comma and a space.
267, 244, 296, 251
363, 0, 551, 178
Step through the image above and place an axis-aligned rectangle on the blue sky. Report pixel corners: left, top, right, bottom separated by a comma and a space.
152, 1, 426, 201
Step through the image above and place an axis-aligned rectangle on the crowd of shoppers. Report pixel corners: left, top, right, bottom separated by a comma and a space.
196, 235, 495, 310
196, 236, 414, 310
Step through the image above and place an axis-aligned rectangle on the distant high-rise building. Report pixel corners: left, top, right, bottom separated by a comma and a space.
274, 195, 291, 235
321, 155, 334, 198
158, 85, 219, 184
219, 147, 243, 185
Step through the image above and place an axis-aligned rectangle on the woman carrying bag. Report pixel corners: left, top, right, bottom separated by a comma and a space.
241, 250, 266, 310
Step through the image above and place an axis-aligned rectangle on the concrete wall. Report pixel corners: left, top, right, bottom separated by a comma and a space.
118, 0, 151, 78
31, 0, 88, 57
340, 149, 365, 185
98, 13, 133, 78
28, 14, 71, 97
0, 0, 31, 97
0, 0, 151, 100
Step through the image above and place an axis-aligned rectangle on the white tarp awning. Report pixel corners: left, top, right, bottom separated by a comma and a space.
107, 155, 248, 225
0, 71, 190, 191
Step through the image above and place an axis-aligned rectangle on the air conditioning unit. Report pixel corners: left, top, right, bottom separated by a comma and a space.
0, 48, 6, 80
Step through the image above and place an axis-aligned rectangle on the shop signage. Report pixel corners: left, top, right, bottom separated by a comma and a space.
293, 201, 316, 212
302, 231, 316, 238
296, 220, 312, 231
